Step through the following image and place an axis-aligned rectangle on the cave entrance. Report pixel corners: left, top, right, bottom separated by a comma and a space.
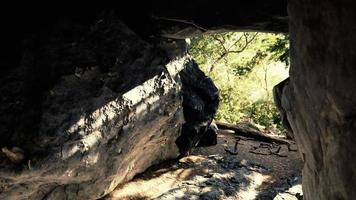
184, 32, 303, 199
188, 32, 290, 136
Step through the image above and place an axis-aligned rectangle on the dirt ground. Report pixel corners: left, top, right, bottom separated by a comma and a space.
103, 130, 303, 200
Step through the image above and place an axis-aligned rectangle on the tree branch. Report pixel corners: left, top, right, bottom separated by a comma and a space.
208, 33, 258, 73
215, 121, 293, 146
212, 35, 227, 52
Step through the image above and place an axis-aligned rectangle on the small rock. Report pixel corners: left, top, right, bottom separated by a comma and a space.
1, 147, 24, 164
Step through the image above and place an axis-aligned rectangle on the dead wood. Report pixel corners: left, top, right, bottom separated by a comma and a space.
216, 121, 293, 146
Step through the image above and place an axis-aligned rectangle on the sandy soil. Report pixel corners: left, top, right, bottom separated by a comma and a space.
103, 130, 303, 200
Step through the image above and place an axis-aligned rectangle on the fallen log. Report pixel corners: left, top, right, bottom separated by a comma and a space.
215, 121, 293, 146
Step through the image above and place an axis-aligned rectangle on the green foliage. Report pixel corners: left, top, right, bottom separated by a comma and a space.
267, 34, 290, 66
240, 100, 282, 129
188, 32, 290, 134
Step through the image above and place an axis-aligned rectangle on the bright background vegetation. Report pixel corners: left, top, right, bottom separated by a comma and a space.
188, 32, 289, 134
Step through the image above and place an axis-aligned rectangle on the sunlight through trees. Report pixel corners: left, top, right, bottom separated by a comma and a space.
189, 32, 289, 134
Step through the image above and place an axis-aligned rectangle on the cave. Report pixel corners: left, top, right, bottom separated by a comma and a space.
0, 1, 355, 199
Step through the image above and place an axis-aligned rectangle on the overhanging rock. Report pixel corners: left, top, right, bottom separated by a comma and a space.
0, 19, 218, 199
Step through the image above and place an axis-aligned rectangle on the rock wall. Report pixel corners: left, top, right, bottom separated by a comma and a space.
279, 0, 356, 199
0, 18, 218, 199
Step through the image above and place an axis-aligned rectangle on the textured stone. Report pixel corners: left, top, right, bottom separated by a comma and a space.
0, 19, 218, 199
273, 78, 293, 139
197, 123, 218, 147
176, 61, 219, 155
280, 1, 356, 199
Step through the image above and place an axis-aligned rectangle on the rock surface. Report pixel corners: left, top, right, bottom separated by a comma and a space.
273, 78, 293, 139
176, 61, 219, 155
279, 0, 356, 199
0, 19, 217, 199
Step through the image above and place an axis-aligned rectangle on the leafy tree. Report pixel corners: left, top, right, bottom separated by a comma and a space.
188, 32, 289, 134
267, 34, 290, 66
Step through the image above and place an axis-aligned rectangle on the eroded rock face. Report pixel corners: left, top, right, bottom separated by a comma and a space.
0, 19, 218, 199
176, 61, 219, 154
273, 78, 293, 139
280, 1, 356, 199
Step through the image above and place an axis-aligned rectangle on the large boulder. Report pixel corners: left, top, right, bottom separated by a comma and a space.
176, 60, 219, 155
0, 19, 218, 199
279, 0, 356, 199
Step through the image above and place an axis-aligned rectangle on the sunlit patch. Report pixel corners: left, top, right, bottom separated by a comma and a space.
238, 172, 271, 199
106, 154, 273, 200
107, 155, 211, 199
59, 55, 188, 162
105, 121, 302, 200
189, 32, 289, 134
274, 183, 303, 200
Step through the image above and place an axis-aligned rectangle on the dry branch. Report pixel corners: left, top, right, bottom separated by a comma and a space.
249, 142, 287, 157
225, 140, 239, 155
215, 121, 293, 146
208, 33, 258, 73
